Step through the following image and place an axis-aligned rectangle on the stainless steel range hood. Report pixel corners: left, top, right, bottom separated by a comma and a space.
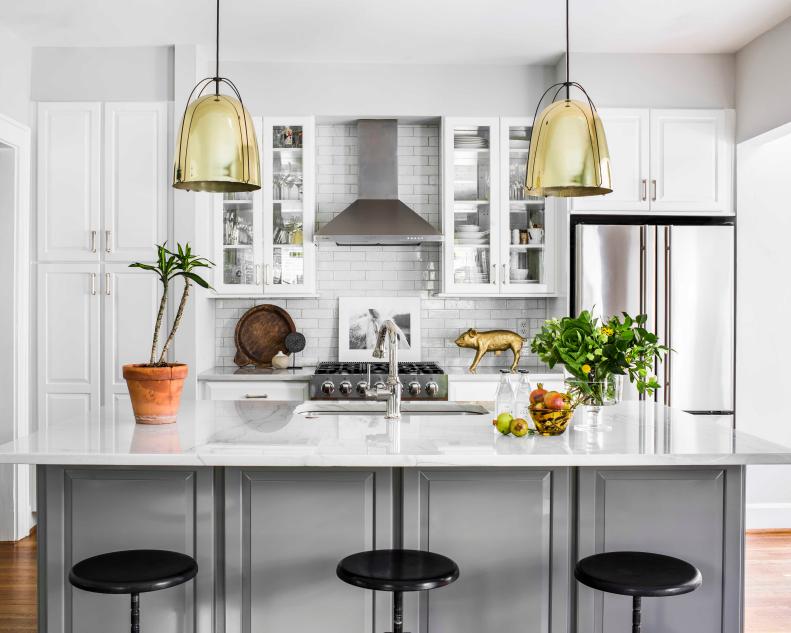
315, 119, 442, 246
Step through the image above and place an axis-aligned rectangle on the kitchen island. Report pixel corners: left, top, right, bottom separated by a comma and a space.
2, 400, 790, 633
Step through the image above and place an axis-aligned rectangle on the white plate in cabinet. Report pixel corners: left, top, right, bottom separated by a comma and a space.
203, 381, 308, 401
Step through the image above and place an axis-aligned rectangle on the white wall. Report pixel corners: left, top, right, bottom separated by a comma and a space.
31, 46, 174, 102
555, 53, 736, 108
736, 16, 791, 143
0, 26, 32, 124
737, 122, 791, 528
218, 61, 555, 116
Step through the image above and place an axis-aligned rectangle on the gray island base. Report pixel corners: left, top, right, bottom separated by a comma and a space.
3, 401, 790, 633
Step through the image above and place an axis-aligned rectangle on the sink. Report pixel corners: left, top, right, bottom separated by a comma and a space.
294, 401, 490, 417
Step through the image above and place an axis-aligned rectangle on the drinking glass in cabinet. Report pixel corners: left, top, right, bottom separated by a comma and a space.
223, 248, 255, 285
273, 155, 304, 201
222, 206, 254, 246
453, 244, 490, 285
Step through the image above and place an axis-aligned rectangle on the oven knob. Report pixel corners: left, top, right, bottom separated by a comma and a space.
407, 381, 422, 397
374, 381, 386, 391
321, 381, 335, 395
425, 381, 439, 397
356, 381, 369, 395
339, 381, 353, 396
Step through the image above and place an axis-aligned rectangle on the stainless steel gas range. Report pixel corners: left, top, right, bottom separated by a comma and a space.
309, 362, 448, 401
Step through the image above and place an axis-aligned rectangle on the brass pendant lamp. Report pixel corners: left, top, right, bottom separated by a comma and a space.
525, 0, 611, 198
173, 0, 260, 192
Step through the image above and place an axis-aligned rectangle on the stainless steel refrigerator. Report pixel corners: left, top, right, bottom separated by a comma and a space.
572, 216, 735, 420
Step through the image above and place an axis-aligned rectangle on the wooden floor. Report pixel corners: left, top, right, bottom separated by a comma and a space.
0, 530, 788, 631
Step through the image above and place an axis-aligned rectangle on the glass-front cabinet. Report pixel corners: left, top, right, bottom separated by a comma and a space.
442, 117, 558, 296
214, 116, 316, 296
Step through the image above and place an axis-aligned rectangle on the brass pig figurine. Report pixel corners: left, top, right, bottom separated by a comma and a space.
454, 329, 525, 373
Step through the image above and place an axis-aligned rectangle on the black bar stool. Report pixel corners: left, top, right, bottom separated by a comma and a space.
337, 549, 459, 633
69, 549, 198, 633
575, 551, 702, 633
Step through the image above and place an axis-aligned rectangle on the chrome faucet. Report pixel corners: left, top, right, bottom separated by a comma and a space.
367, 319, 402, 419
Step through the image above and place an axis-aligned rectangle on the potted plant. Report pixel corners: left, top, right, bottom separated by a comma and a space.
122, 243, 213, 424
531, 310, 668, 427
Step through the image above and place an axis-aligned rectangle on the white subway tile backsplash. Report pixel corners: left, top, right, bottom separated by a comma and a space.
214, 124, 549, 371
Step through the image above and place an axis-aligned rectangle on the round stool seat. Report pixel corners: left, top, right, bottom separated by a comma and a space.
337, 549, 459, 592
69, 549, 198, 595
575, 551, 702, 598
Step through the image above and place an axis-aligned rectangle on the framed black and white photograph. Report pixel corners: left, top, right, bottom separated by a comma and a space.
338, 297, 421, 361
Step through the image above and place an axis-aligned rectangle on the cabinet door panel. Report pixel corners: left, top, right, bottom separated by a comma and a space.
39, 466, 215, 633
577, 467, 743, 633
224, 468, 393, 633
650, 110, 733, 213
38, 103, 101, 261
103, 103, 168, 261
103, 264, 161, 395
573, 108, 650, 212
37, 264, 100, 429
403, 469, 572, 633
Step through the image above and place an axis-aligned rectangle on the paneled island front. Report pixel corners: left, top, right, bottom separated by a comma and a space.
2, 400, 790, 633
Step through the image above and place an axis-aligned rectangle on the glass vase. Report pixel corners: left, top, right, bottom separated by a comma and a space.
565, 374, 623, 431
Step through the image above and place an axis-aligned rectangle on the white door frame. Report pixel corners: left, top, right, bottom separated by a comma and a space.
0, 113, 32, 541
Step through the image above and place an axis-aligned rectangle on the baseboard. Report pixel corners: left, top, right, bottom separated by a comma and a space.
746, 502, 791, 530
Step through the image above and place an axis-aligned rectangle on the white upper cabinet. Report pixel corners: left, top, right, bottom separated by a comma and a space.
571, 108, 734, 215
38, 103, 102, 261
38, 101, 169, 263
649, 109, 733, 213
573, 108, 650, 212
103, 103, 168, 261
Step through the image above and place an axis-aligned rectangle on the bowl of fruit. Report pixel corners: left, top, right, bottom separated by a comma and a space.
528, 383, 576, 436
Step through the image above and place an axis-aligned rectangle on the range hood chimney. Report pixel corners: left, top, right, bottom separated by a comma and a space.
315, 119, 443, 246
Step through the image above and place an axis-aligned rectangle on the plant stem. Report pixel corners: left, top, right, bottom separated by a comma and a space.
149, 282, 169, 365
157, 279, 191, 365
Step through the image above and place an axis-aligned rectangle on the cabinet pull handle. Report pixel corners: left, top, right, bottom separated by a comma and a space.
491, 263, 498, 285
641, 179, 647, 201
244, 394, 269, 399
105, 230, 112, 253
90, 230, 97, 253
255, 264, 261, 286
265, 264, 273, 285
105, 273, 111, 295
90, 273, 96, 295
651, 179, 657, 201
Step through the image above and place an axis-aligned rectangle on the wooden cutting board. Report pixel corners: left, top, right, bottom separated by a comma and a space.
233, 305, 297, 367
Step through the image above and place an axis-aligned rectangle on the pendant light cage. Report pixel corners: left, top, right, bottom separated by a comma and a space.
173, 76, 261, 192
524, 80, 612, 198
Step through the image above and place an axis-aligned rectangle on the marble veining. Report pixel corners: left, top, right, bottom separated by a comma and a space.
2, 401, 790, 467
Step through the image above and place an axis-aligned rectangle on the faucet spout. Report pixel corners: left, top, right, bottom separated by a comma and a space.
368, 320, 402, 419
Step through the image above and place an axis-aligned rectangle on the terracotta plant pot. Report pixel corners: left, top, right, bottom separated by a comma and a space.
122, 363, 188, 425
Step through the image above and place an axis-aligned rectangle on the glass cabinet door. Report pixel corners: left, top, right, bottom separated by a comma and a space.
443, 118, 500, 293
500, 119, 553, 294
263, 117, 316, 295
215, 189, 263, 294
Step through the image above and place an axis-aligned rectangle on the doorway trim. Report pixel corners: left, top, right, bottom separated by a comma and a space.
0, 112, 32, 541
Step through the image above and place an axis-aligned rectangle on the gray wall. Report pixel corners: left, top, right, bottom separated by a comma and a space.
736, 15, 791, 142
0, 26, 32, 125
31, 46, 174, 102
556, 53, 736, 109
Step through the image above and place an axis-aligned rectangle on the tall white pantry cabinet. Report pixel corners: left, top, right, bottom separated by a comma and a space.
37, 102, 168, 427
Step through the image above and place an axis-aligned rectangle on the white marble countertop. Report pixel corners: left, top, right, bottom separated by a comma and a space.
1, 400, 790, 467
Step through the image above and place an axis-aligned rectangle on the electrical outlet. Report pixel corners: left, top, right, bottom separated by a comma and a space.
518, 319, 530, 338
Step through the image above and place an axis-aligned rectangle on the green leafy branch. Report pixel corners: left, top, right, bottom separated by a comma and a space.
130, 242, 214, 366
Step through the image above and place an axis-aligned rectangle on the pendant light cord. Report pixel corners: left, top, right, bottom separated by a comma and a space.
214, 0, 220, 95
565, 0, 570, 99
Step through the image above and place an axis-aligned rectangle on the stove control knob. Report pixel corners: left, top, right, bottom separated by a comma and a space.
321, 381, 335, 395
339, 381, 353, 396
407, 381, 422, 397
425, 382, 439, 397
356, 381, 369, 395
374, 381, 387, 391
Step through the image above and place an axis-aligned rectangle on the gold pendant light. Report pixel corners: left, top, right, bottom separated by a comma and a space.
525, 0, 611, 198
173, 0, 260, 192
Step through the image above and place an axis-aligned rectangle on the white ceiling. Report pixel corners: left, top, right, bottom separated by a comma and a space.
1, 0, 790, 64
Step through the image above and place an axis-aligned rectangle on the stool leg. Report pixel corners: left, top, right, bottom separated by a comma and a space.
131, 592, 140, 633
392, 590, 403, 633
632, 595, 641, 633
